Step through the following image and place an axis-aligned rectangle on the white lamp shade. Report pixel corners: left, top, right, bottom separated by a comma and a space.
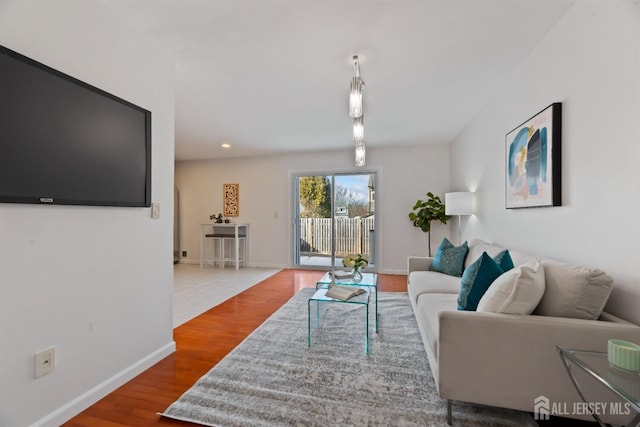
445, 192, 475, 215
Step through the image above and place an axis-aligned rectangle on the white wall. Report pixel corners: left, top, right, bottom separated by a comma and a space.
449, 1, 640, 323
0, 2, 175, 426
175, 144, 450, 274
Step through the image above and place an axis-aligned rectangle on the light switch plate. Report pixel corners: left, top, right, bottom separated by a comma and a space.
151, 203, 160, 219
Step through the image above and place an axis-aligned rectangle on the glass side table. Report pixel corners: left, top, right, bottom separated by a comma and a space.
316, 272, 378, 332
557, 347, 640, 427
308, 287, 371, 354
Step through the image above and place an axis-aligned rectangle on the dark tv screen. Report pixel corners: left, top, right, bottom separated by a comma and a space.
0, 45, 151, 207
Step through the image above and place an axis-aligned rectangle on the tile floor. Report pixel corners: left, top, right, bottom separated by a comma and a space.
173, 263, 281, 327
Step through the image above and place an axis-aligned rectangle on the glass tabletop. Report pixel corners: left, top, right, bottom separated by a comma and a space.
309, 287, 371, 304
317, 272, 378, 287
558, 348, 640, 412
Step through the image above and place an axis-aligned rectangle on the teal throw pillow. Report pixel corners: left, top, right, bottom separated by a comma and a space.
493, 250, 515, 272
430, 238, 469, 277
458, 252, 505, 311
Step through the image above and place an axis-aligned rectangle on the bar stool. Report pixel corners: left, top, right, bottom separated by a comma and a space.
203, 233, 225, 267
221, 234, 246, 268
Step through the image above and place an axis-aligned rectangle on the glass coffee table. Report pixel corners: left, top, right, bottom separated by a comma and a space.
557, 347, 640, 426
316, 272, 379, 332
307, 286, 371, 354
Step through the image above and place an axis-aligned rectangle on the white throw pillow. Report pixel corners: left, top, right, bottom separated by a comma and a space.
477, 260, 545, 314
534, 260, 613, 320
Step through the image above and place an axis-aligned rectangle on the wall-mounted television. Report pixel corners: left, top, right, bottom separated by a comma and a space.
0, 45, 151, 207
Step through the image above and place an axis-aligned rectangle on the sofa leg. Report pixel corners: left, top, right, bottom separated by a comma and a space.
447, 399, 453, 425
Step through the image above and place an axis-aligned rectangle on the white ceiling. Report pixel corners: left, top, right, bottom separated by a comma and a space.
102, 0, 575, 161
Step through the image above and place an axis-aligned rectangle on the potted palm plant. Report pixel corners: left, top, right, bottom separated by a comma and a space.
408, 192, 450, 256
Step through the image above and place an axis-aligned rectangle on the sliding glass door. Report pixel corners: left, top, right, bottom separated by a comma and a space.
293, 172, 376, 269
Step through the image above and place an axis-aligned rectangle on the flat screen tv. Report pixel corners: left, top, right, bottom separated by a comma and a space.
0, 45, 151, 207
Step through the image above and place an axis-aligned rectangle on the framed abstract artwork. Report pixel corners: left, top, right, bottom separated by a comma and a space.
223, 183, 239, 216
505, 102, 562, 209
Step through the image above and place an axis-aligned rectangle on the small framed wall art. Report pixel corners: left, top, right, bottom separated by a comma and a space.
505, 102, 562, 209
223, 183, 239, 216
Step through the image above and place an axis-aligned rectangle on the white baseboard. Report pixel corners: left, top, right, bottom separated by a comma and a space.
178, 258, 288, 269
32, 341, 176, 427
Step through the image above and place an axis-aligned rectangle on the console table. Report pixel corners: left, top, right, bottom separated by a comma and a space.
199, 223, 249, 270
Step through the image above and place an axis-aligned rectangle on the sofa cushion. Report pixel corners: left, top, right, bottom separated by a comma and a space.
465, 239, 537, 269
493, 249, 515, 272
477, 260, 545, 314
458, 252, 504, 311
430, 238, 469, 277
408, 271, 461, 304
414, 293, 458, 358
505, 248, 538, 268
464, 239, 505, 269
535, 260, 614, 320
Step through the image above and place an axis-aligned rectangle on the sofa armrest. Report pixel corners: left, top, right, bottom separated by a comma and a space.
408, 256, 433, 274
436, 310, 640, 415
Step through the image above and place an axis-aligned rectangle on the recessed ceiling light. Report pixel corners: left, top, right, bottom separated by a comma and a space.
221, 143, 231, 149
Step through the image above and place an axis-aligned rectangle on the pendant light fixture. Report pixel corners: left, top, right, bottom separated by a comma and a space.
355, 141, 366, 167
349, 56, 364, 118
349, 55, 366, 167
353, 116, 364, 143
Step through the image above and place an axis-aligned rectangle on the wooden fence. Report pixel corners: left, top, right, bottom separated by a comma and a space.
299, 216, 374, 257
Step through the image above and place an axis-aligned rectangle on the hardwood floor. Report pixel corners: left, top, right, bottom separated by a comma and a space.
65, 270, 408, 426
64, 269, 596, 426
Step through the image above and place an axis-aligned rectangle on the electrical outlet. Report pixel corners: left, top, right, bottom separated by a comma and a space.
151, 203, 160, 219
35, 346, 55, 378
182, 251, 187, 257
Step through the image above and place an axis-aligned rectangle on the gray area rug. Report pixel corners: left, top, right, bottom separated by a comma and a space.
161, 288, 537, 426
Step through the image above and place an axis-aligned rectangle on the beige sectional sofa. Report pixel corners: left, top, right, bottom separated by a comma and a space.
407, 238, 640, 424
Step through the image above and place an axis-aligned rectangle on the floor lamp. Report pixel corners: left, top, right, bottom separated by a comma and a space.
445, 192, 475, 244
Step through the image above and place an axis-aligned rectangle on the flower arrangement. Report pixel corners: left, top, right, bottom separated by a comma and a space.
342, 253, 368, 272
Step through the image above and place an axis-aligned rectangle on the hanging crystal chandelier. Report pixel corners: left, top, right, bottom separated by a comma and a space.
355, 141, 366, 167
349, 56, 364, 118
353, 116, 364, 144
349, 55, 365, 167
